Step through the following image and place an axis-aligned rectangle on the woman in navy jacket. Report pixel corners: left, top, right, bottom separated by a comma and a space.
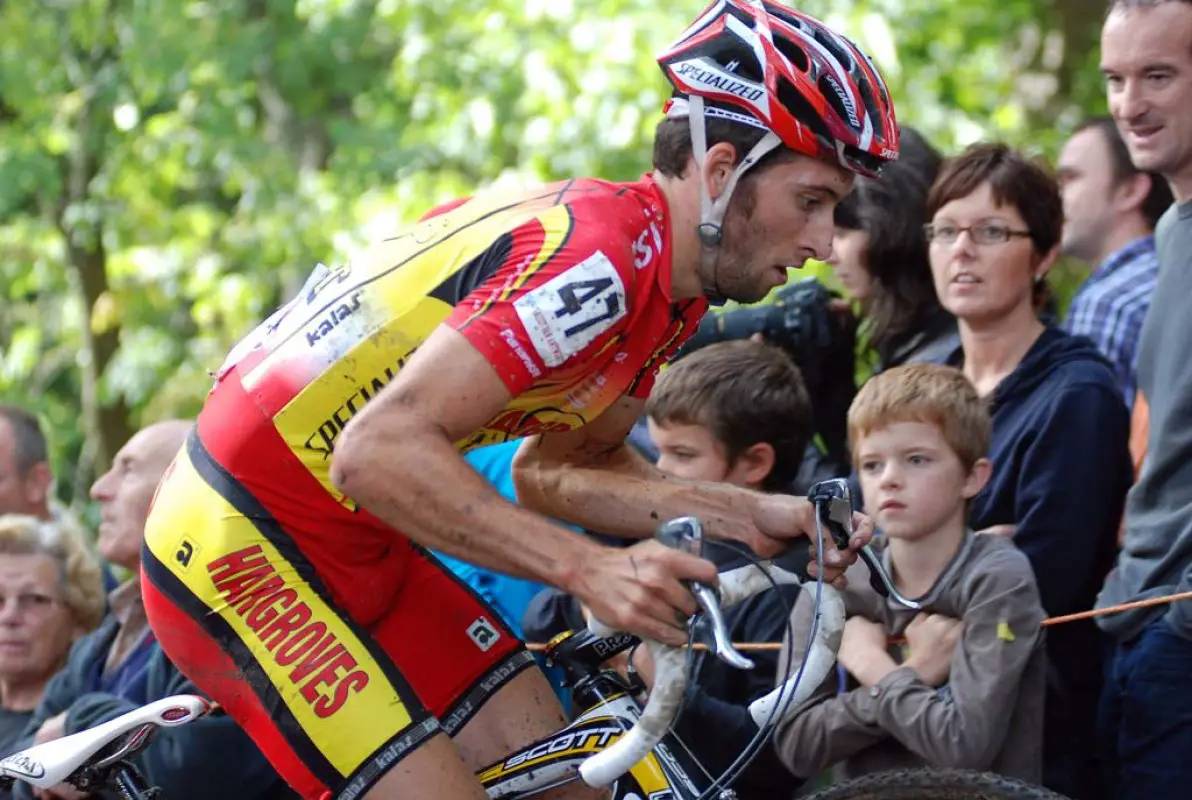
925, 143, 1131, 800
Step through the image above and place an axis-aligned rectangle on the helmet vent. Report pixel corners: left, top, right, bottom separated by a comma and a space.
772, 36, 810, 73
776, 75, 831, 140
817, 74, 860, 130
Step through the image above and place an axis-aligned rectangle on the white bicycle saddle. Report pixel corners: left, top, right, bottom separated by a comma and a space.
0, 695, 210, 789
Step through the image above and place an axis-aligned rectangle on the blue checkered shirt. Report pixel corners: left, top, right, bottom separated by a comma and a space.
1062, 235, 1159, 409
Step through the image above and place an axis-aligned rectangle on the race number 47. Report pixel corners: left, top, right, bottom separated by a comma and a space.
555, 278, 622, 337
514, 251, 628, 368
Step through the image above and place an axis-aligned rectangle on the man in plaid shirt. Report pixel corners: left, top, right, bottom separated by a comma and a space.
1057, 116, 1172, 409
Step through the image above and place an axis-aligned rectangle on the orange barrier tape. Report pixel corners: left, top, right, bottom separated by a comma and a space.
524, 588, 1192, 652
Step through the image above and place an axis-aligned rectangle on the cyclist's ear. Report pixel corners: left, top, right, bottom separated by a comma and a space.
702, 141, 740, 201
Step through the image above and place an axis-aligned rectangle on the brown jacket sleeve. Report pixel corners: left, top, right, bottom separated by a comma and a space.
771, 575, 889, 778
868, 545, 1045, 770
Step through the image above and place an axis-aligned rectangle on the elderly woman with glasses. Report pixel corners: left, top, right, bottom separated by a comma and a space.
0, 514, 104, 757
924, 143, 1131, 800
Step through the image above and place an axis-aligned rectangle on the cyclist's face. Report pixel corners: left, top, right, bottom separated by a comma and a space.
715, 156, 853, 303
855, 421, 987, 542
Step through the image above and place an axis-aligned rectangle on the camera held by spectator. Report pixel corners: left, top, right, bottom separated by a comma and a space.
681, 276, 842, 358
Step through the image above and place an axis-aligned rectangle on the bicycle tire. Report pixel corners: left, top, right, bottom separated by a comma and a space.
800, 768, 1070, 800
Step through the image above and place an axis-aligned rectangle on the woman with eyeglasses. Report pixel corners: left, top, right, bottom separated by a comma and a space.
0, 515, 104, 761
925, 143, 1131, 800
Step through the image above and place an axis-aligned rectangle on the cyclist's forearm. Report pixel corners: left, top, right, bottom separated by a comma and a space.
514, 442, 768, 544
332, 425, 602, 589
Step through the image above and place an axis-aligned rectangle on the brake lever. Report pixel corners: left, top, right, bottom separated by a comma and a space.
692, 583, 754, 670
655, 517, 754, 670
811, 485, 890, 599
807, 479, 925, 611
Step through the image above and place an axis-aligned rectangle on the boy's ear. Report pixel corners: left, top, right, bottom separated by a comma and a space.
735, 442, 776, 488
962, 457, 993, 499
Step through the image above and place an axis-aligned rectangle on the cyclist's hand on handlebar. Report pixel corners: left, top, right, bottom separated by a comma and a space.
749, 494, 820, 557
575, 539, 719, 647
751, 494, 873, 585
805, 510, 874, 588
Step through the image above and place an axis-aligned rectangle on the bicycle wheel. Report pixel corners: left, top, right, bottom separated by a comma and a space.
800, 768, 1070, 800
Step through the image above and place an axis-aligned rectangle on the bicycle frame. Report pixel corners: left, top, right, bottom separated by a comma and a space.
476, 507, 851, 799
477, 656, 706, 799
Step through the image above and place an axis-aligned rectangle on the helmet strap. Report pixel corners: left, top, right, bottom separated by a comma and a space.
687, 95, 783, 300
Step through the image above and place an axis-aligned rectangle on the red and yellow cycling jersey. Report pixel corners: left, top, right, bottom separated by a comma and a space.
213, 174, 705, 503
142, 174, 707, 800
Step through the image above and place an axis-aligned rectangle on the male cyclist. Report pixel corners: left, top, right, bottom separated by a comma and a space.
140, 2, 900, 799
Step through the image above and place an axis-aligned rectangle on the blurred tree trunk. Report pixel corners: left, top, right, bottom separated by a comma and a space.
56, 1, 131, 475
1051, 0, 1104, 103
1021, 0, 1107, 132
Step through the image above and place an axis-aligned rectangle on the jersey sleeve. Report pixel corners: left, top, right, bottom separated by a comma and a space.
443, 215, 636, 397
419, 195, 473, 221
624, 299, 707, 399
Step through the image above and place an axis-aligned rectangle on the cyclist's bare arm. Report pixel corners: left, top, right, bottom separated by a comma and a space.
330, 324, 718, 644
514, 397, 837, 560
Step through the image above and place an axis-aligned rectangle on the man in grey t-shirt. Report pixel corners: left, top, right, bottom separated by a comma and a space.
1096, 2, 1192, 798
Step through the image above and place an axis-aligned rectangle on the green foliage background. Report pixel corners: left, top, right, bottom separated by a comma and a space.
1, 0, 1111, 515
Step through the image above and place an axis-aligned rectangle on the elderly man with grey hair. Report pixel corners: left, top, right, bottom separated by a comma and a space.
11, 421, 296, 800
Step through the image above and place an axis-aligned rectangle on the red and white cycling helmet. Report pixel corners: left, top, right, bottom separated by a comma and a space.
658, 0, 900, 252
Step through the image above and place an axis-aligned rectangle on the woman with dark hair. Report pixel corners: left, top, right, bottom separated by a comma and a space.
828, 127, 958, 372
789, 128, 958, 488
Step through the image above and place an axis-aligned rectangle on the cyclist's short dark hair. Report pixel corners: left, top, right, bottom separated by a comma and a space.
1073, 116, 1174, 228
652, 117, 800, 214
0, 405, 48, 474
927, 143, 1062, 309
645, 340, 812, 492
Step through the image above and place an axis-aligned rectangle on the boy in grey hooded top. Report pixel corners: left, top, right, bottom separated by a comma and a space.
774, 364, 1047, 784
